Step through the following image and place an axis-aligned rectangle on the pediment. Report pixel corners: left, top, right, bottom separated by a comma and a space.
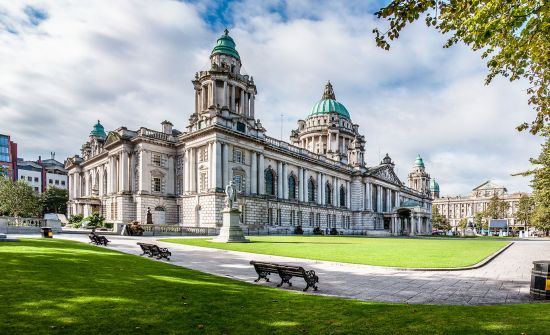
369, 165, 402, 186
104, 132, 121, 146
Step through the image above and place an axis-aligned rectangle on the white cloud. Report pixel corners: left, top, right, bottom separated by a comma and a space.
0, 0, 541, 195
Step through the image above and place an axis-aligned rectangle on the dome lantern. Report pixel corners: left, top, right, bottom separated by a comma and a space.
210, 29, 240, 61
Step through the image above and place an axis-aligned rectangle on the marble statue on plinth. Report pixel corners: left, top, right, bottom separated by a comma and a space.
213, 181, 249, 243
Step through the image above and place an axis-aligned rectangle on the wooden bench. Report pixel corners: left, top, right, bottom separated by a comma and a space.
137, 242, 171, 261
250, 261, 319, 292
88, 233, 110, 246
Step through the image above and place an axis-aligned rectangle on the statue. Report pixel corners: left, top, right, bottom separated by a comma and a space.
224, 181, 237, 209
146, 207, 153, 224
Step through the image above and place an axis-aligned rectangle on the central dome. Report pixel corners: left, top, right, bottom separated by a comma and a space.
308, 82, 350, 120
211, 29, 240, 60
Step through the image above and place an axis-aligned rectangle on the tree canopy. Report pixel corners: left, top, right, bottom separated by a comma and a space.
432, 206, 451, 230
513, 194, 534, 228
517, 126, 550, 233
0, 177, 42, 217
374, 0, 549, 134
41, 187, 68, 214
484, 194, 510, 219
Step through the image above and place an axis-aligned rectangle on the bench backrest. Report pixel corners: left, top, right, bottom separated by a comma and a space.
277, 265, 305, 277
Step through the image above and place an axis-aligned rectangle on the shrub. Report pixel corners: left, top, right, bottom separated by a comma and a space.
330, 227, 338, 235
127, 221, 144, 236
68, 214, 84, 228
85, 212, 105, 229
294, 225, 304, 235
313, 227, 323, 235
104, 222, 114, 229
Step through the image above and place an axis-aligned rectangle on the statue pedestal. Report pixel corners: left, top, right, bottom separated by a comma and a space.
212, 208, 249, 243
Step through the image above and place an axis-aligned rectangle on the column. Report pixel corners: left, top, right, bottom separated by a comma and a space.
189, 148, 196, 192
250, 94, 255, 118
76, 173, 81, 198
320, 174, 325, 205
396, 192, 400, 207
194, 90, 199, 114
214, 142, 222, 190
335, 178, 340, 207
251, 152, 257, 194
282, 163, 288, 199
129, 153, 135, 192
298, 167, 304, 201
231, 85, 236, 112
110, 156, 116, 194
223, 81, 228, 107
240, 89, 245, 115
212, 80, 217, 107
244, 92, 249, 117
333, 177, 338, 206
120, 151, 129, 192
277, 161, 283, 198
184, 149, 190, 192
316, 173, 322, 205
387, 189, 392, 211
346, 181, 351, 209
377, 186, 382, 213
209, 142, 214, 190
222, 143, 229, 188
258, 153, 265, 195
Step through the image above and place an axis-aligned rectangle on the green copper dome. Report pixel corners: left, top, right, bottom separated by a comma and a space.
308, 81, 350, 120
415, 154, 425, 168
211, 29, 240, 60
90, 120, 106, 138
430, 179, 440, 192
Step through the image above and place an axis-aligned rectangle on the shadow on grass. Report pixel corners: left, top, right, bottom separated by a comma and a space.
1, 239, 549, 334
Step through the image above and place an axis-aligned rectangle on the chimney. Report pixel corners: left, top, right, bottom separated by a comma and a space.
161, 120, 173, 135
51, 152, 55, 160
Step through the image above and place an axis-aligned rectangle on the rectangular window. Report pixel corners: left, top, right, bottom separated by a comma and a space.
277, 209, 282, 226
199, 172, 208, 192
34, 187, 38, 192
177, 205, 181, 223
290, 210, 295, 226
55, 180, 59, 185
49, 179, 53, 184
233, 149, 244, 163
298, 211, 302, 226
268, 208, 273, 225
309, 212, 314, 227
34, 177, 39, 182
61, 181, 66, 186
152, 177, 161, 192
233, 174, 243, 192
152, 154, 162, 167
199, 146, 208, 162
316, 213, 321, 227
20, 175, 24, 179
27, 176, 32, 182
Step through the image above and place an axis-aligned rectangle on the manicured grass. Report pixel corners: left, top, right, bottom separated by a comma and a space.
1, 239, 549, 334
161, 236, 509, 268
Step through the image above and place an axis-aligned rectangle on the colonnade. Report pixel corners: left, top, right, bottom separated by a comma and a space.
196, 79, 255, 119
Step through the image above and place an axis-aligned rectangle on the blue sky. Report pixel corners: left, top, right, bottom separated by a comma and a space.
0, 0, 542, 195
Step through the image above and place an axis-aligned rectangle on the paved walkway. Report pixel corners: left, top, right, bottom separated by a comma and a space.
56, 234, 550, 305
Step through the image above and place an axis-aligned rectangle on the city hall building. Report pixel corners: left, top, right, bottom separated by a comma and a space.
66, 31, 433, 236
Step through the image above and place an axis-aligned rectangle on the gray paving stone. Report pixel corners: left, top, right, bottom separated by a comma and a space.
53, 234, 550, 306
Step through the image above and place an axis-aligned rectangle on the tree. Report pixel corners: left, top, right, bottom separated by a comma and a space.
374, 0, 549, 134
84, 212, 105, 229
514, 194, 534, 229
431, 206, 451, 231
40, 187, 68, 214
0, 177, 42, 217
484, 195, 510, 220
457, 217, 468, 234
517, 126, 550, 234
474, 212, 484, 230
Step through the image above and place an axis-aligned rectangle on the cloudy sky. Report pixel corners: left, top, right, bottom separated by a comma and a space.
0, 0, 542, 195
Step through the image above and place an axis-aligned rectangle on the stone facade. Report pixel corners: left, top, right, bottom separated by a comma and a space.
432, 180, 530, 230
66, 30, 433, 236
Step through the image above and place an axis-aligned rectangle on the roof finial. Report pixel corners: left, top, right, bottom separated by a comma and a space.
224, 28, 229, 36
322, 81, 336, 100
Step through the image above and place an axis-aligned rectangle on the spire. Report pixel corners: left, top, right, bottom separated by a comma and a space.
322, 81, 336, 100
224, 28, 229, 36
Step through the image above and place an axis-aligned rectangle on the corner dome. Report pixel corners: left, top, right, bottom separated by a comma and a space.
211, 29, 240, 61
90, 120, 106, 138
308, 81, 350, 120
430, 179, 440, 192
415, 154, 425, 168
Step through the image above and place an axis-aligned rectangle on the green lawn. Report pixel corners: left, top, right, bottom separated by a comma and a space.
161, 236, 509, 268
1, 239, 549, 334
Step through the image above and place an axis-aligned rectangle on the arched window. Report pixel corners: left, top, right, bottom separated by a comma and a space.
265, 168, 275, 196
288, 174, 297, 200
340, 186, 346, 207
308, 177, 315, 202
325, 182, 332, 205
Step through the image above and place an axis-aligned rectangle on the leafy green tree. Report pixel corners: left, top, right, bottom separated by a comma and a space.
374, 0, 549, 134
0, 177, 42, 217
431, 206, 451, 230
40, 187, 68, 214
517, 127, 550, 234
457, 217, 468, 234
484, 195, 510, 219
514, 194, 534, 229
